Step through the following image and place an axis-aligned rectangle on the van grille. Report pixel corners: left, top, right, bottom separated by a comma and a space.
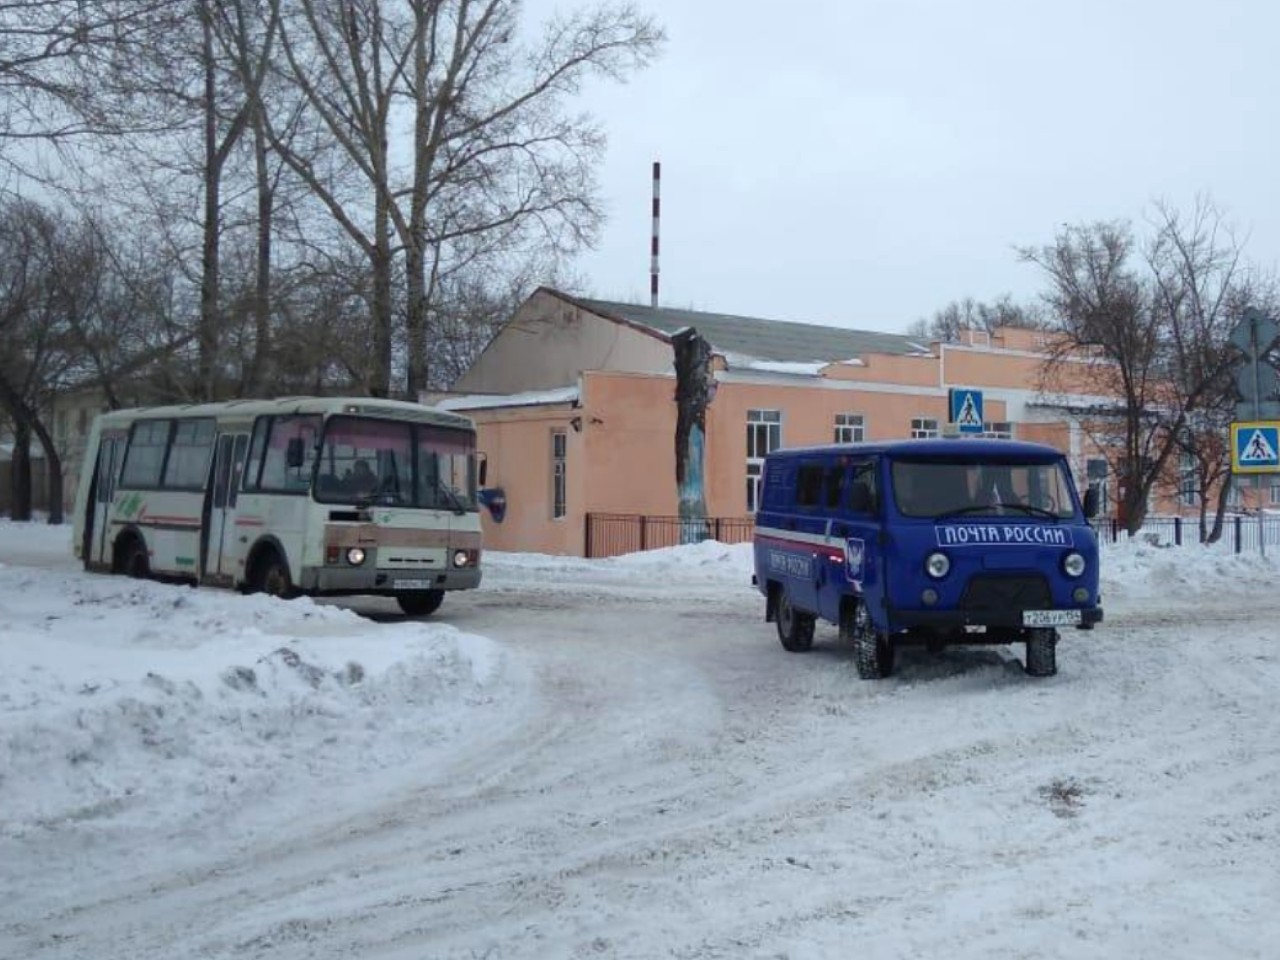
960, 575, 1051, 611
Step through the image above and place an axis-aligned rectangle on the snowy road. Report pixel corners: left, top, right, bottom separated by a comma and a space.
3, 526, 1280, 959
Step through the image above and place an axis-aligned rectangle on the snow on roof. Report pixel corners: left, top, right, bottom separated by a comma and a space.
436, 385, 580, 412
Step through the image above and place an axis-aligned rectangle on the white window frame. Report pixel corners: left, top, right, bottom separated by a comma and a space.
982, 421, 1013, 440
747, 409, 782, 513
551, 429, 567, 520
834, 412, 865, 444
911, 416, 938, 439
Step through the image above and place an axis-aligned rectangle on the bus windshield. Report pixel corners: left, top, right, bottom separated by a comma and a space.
891, 458, 1075, 520
314, 415, 477, 510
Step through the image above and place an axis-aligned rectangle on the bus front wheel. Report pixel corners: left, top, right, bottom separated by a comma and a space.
251, 552, 295, 600
397, 590, 444, 617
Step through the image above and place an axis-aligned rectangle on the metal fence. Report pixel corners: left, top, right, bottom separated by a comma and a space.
585, 513, 755, 559
1092, 515, 1280, 553
586, 511, 1280, 558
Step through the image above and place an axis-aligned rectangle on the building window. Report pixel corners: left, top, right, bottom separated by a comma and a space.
910, 417, 938, 439
1271, 480, 1280, 506
983, 421, 1012, 440
1086, 458, 1109, 512
834, 412, 864, 444
551, 430, 567, 520
746, 409, 781, 512
1178, 454, 1198, 507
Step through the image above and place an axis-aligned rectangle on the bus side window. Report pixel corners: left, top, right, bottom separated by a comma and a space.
244, 417, 270, 491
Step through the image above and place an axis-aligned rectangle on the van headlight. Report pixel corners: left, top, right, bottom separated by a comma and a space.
1063, 552, 1086, 578
453, 550, 471, 568
346, 547, 366, 566
925, 552, 950, 579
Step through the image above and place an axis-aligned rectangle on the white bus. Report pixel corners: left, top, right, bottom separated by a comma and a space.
71, 396, 494, 616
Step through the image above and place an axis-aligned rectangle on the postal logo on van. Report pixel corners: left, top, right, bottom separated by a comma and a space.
936, 524, 1074, 547
844, 537, 865, 584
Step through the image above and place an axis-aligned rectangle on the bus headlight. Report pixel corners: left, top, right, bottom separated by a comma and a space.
1063, 552, 1086, 578
925, 552, 950, 579
346, 547, 366, 566
453, 550, 471, 568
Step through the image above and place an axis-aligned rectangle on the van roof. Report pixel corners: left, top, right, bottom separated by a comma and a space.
766, 438, 1065, 461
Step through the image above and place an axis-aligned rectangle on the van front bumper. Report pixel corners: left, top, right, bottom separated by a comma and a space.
888, 606, 1104, 630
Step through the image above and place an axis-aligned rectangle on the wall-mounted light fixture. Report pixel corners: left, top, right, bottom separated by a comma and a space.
569, 416, 582, 433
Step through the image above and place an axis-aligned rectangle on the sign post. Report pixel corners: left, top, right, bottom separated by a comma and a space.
1227, 309, 1280, 556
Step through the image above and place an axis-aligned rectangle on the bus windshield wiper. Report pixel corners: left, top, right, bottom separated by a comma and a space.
436, 481, 468, 515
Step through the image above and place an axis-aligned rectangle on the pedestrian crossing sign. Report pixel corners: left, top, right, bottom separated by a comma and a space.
949, 389, 985, 435
1231, 421, 1280, 474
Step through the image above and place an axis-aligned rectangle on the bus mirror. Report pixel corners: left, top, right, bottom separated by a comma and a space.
1083, 485, 1100, 519
285, 437, 306, 469
478, 486, 506, 523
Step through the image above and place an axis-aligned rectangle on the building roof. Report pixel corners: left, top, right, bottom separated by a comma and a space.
573, 295, 933, 365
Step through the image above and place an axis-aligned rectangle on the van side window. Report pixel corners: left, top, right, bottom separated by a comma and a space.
823, 463, 846, 508
849, 461, 877, 513
796, 463, 824, 507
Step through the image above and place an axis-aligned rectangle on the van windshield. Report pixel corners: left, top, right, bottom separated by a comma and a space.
891, 458, 1075, 520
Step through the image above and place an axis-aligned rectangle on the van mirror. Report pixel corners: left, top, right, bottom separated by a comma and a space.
285, 437, 306, 469
849, 480, 873, 513
1083, 485, 1100, 519
477, 452, 488, 488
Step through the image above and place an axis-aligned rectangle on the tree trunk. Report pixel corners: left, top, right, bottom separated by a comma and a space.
672, 328, 715, 544
32, 417, 63, 524
9, 420, 32, 521
198, 1, 222, 402
246, 116, 273, 396
369, 196, 394, 398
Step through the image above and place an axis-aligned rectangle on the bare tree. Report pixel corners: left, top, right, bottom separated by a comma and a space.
0, 1, 179, 177
907, 294, 1044, 342
1021, 222, 1166, 532
269, 0, 663, 397
1023, 203, 1270, 536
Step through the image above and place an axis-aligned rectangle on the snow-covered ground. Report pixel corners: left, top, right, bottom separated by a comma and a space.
2, 521, 1280, 959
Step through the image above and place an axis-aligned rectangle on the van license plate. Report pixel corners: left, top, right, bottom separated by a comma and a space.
1023, 610, 1082, 627
393, 579, 433, 590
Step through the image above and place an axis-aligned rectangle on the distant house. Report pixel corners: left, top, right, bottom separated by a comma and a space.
429, 287, 1123, 557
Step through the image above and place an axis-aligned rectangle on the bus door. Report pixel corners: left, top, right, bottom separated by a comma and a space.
89, 432, 126, 566
204, 432, 250, 582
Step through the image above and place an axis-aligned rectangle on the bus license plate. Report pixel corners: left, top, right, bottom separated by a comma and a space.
1022, 610, 1082, 627
393, 579, 433, 590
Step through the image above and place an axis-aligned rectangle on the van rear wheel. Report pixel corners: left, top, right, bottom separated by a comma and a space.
775, 588, 815, 652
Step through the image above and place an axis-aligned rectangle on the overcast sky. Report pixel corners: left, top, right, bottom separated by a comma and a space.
532, 0, 1280, 333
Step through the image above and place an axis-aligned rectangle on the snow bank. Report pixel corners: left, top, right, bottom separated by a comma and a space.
0, 551, 505, 839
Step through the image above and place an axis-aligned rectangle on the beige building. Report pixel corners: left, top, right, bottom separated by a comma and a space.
433, 287, 1132, 557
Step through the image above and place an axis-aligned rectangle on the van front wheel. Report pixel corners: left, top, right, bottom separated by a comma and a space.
775, 589, 815, 652
1025, 628, 1058, 677
845, 601, 894, 679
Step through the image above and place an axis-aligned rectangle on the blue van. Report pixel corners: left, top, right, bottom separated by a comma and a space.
752, 439, 1102, 678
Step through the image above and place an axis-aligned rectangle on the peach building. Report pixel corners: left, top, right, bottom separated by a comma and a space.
432, 288, 1143, 557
